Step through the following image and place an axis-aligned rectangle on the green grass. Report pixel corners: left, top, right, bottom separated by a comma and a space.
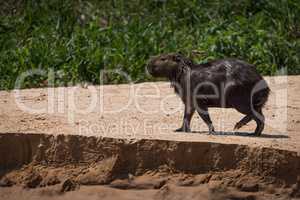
0, 0, 299, 90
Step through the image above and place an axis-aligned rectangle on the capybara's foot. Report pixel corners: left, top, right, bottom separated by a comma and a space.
251, 133, 261, 137
208, 125, 215, 134
252, 126, 263, 136
234, 122, 243, 130
234, 115, 252, 130
175, 127, 191, 132
253, 131, 262, 137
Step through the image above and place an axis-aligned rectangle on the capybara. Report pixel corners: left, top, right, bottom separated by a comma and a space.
147, 53, 270, 136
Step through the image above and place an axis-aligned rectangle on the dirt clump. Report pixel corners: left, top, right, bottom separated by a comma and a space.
60, 179, 80, 193
24, 171, 43, 188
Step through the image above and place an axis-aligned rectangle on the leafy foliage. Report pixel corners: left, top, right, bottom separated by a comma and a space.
0, 0, 299, 89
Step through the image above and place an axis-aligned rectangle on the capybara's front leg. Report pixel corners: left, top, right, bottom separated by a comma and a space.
175, 105, 195, 132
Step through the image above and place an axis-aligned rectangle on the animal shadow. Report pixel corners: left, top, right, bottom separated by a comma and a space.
192, 131, 289, 138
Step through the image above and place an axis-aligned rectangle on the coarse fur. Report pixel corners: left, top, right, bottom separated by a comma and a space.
147, 53, 270, 136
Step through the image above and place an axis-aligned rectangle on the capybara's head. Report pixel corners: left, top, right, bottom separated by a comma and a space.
147, 53, 191, 78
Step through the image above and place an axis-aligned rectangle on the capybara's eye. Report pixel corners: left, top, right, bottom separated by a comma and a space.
160, 57, 166, 61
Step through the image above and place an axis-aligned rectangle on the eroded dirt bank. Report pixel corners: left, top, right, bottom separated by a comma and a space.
0, 133, 299, 199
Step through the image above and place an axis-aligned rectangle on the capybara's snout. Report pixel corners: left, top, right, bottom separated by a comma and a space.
146, 62, 153, 75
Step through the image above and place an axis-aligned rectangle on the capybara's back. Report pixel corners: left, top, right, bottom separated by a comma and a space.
207, 58, 270, 108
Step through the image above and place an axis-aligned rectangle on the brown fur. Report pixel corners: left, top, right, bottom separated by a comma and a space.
147, 53, 270, 136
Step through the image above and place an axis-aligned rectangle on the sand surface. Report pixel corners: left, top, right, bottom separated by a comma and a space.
0, 76, 299, 152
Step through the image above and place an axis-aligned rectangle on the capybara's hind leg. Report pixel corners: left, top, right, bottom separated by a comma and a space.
234, 115, 252, 130
252, 108, 265, 136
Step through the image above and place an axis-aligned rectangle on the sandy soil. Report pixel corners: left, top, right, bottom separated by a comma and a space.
0, 76, 300, 199
0, 76, 299, 152
0, 184, 294, 200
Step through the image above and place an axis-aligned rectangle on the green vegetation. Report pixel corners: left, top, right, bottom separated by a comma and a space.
0, 0, 299, 89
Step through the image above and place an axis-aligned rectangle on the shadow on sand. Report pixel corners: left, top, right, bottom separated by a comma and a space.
191, 131, 289, 138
